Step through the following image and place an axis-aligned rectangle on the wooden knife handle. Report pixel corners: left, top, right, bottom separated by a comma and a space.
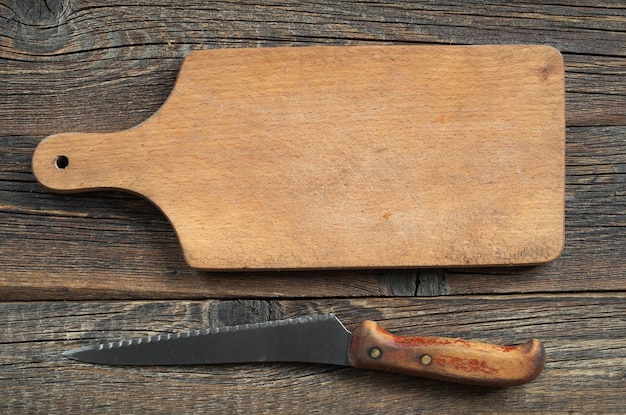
348, 321, 545, 387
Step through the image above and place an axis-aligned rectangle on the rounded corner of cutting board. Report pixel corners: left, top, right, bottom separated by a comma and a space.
544, 233, 566, 264
536, 44, 565, 64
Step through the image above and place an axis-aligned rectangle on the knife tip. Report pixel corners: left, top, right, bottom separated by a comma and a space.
62, 345, 92, 361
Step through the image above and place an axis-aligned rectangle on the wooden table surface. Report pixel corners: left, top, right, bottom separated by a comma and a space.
1, 1, 624, 413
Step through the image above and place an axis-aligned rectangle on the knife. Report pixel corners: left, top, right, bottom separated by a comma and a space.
62, 314, 545, 387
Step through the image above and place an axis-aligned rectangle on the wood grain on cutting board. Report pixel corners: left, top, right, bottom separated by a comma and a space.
32, 45, 565, 270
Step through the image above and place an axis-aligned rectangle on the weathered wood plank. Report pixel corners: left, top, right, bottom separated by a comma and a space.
1, 0, 624, 135
0, 138, 419, 300
566, 54, 626, 127
1, 295, 624, 413
1, 125, 623, 298
1, 1, 624, 413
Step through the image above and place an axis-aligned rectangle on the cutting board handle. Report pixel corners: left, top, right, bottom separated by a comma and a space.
34, 131, 135, 193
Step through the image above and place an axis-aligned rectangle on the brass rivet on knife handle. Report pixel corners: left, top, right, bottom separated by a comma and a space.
348, 320, 546, 387
419, 354, 433, 366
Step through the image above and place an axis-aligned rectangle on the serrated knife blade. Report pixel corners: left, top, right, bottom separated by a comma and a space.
63, 313, 546, 386
63, 314, 351, 366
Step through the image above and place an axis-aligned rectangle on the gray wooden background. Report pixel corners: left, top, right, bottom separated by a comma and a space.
1, 1, 625, 413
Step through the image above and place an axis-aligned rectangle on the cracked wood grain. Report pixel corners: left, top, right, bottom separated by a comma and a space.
1, 2, 625, 411
1, 1, 625, 298
1, 123, 622, 298
1, 0, 625, 135
1, 295, 625, 414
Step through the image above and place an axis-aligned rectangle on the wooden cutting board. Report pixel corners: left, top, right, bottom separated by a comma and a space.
32, 45, 565, 270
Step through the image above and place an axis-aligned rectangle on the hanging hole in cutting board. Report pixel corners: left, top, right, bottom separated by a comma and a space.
54, 155, 69, 170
